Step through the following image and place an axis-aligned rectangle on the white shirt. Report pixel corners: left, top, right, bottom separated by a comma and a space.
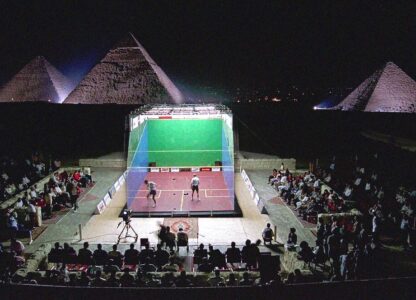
354, 178, 362, 186
147, 181, 156, 191
191, 177, 200, 186
365, 183, 371, 191
344, 187, 352, 197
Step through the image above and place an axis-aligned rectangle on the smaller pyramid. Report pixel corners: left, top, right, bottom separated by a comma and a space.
331, 62, 416, 112
0, 56, 74, 103
64, 33, 184, 104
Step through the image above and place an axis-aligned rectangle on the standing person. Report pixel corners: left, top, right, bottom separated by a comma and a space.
144, 180, 157, 208
190, 174, 200, 201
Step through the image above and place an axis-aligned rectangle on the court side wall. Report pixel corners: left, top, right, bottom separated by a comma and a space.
222, 118, 234, 201
126, 121, 148, 207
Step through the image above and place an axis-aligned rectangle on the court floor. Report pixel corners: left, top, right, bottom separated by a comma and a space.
128, 171, 234, 212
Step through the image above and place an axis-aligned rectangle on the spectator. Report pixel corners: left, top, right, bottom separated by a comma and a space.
108, 244, 123, 267
93, 244, 108, 265
119, 268, 135, 287
78, 271, 90, 287
78, 242, 93, 264
194, 243, 208, 264
10, 238, 25, 256
165, 226, 176, 251
106, 269, 120, 287
297, 241, 314, 263
140, 257, 157, 273
225, 241, 241, 264
197, 257, 213, 273
90, 269, 106, 287
138, 243, 154, 264
287, 227, 297, 249
175, 270, 192, 287
154, 244, 170, 270
262, 223, 274, 244
209, 268, 225, 286
239, 271, 252, 286
161, 257, 179, 272
226, 273, 238, 286
124, 243, 139, 265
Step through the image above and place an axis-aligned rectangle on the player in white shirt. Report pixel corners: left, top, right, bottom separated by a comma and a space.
144, 180, 157, 207
190, 174, 200, 201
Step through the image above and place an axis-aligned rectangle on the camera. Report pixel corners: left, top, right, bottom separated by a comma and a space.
122, 209, 132, 223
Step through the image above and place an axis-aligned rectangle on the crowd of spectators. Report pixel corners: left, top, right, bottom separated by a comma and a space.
269, 168, 349, 224
0, 154, 46, 203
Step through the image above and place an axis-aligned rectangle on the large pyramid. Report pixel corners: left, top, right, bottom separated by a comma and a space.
331, 62, 416, 112
64, 33, 184, 104
0, 56, 74, 103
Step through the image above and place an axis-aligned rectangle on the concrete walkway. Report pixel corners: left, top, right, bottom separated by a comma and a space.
26, 167, 124, 253
245, 170, 316, 245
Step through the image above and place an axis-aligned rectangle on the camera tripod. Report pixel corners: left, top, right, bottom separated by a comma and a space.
117, 220, 138, 244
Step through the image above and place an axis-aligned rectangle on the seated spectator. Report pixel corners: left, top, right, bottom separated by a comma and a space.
78, 271, 90, 287
177, 227, 189, 250
297, 241, 314, 263
294, 269, 304, 283
90, 269, 106, 287
209, 268, 225, 286
146, 273, 161, 287
154, 244, 170, 270
160, 272, 175, 287
239, 271, 252, 286
175, 270, 193, 287
106, 269, 120, 287
63, 243, 77, 263
225, 241, 241, 264
262, 223, 274, 244
124, 243, 139, 265
140, 257, 158, 273
268, 169, 278, 184
93, 244, 108, 265
108, 244, 123, 267
242, 239, 258, 269
138, 243, 154, 264
48, 242, 63, 263
194, 243, 208, 264
197, 257, 213, 273
78, 242, 93, 264
208, 244, 226, 268
161, 256, 179, 272
135, 271, 146, 287
287, 227, 297, 249
119, 268, 135, 287
226, 273, 238, 286
10, 238, 25, 256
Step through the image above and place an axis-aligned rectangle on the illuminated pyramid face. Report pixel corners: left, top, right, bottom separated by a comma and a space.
332, 62, 416, 112
64, 33, 184, 104
0, 56, 74, 103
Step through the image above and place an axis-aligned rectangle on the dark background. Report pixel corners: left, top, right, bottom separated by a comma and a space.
0, 0, 415, 91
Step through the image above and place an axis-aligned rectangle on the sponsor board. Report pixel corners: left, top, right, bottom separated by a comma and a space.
161, 167, 170, 172
150, 168, 160, 173
171, 167, 180, 172
191, 167, 200, 172
95, 200, 106, 215
212, 167, 221, 172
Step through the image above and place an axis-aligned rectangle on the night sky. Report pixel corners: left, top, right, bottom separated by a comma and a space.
0, 0, 415, 90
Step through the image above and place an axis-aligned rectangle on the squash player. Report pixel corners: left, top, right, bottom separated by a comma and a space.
190, 174, 200, 201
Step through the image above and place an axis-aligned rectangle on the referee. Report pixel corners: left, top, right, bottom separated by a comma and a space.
144, 179, 157, 207
191, 174, 200, 201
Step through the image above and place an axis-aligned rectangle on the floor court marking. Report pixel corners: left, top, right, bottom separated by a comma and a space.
180, 190, 185, 211
204, 189, 231, 198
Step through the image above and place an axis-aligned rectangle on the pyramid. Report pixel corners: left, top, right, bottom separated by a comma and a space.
0, 56, 74, 103
331, 62, 416, 112
64, 33, 184, 104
